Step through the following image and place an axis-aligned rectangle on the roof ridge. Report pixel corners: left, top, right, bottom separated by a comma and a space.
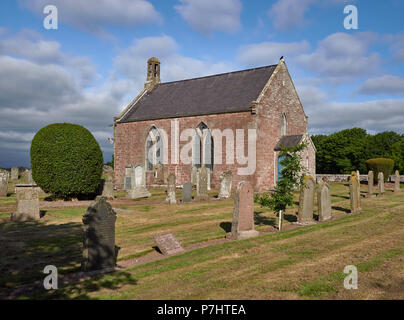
158, 64, 277, 86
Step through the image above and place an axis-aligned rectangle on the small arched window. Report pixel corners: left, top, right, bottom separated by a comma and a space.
146, 126, 163, 171
281, 114, 287, 136
193, 123, 214, 170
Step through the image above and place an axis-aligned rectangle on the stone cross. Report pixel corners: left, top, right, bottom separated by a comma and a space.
82, 196, 118, 271
11, 184, 41, 221
297, 175, 316, 224
349, 172, 361, 214
378, 172, 384, 196
218, 171, 232, 199
226, 181, 259, 240
182, 182, 192, 203
129, 164, 151, 199
367, 170, 374, 197
317, 180, 331, 222
196, 167, 209, 200
11, 167, 18, 181
102, 175, 114, 200
166, 173, 177, 204
0, 172, 9, 197
394, 170, 400, 193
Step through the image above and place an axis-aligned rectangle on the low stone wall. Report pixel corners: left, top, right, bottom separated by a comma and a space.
316, 174, 404, 183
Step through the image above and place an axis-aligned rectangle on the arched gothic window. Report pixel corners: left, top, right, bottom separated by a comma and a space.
281, 113, 287, 136
193, 123, 214, 170
146, 126, 163, 171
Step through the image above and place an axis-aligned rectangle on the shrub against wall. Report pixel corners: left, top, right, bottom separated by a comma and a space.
365, 158, 394, 183
30, 123, 103, 198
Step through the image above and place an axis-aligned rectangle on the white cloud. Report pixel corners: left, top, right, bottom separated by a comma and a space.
296, 32, 381, 81
357, 75, 404, 96
18, 0, 162, 35
237, 40, 310, 66
175, 0, 242, 34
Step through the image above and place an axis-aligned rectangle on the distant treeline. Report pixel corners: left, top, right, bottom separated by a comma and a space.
312, 128, 404, 174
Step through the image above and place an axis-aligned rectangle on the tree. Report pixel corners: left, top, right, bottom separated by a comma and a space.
30, 123, 103, 199
255, 143, 307, 228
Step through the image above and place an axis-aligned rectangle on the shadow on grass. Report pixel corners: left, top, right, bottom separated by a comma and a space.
284, 214, 297, 223
332, 206, 350, 213
254, 211, 276, 227
331, 194, 349, 200
220, 221, 232, 233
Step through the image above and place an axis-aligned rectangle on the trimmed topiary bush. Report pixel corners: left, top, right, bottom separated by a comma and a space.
365, 158, 394, 183
30, 123, 103, 199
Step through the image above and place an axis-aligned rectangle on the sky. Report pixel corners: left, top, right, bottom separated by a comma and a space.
0, 0, 403, 168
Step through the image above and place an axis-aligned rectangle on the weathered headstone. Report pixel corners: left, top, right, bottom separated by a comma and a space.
218, 171, 232, 199
153, 233, 184, 255
394, 170, 400, 193
102, 175, 114, 200
0, 172, 9, 197
130, 164, 151, 199
124, 165, 132, 190
349, 172, 361, 214
191, 166, 198, 185
11, 167, 18, 181
367, 170, 375, 197
166, 173, 177, 204
82, 196, 118, 271
182, 182, 192, 203
378, 172, 385, 196
297, 175, 316, 224
153, 163, 164, 185
317, 179, 331, 222
196, 167, 209, 200
226, 181, 259, 240
11, 184, 40, 221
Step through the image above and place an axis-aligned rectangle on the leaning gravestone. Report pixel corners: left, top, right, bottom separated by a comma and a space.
166, 173, 177, 204
378, 172, 385, 196
297, 175, 316, 224
367, 170, 375, 197
11, 184, 40, 221
0, 172, 9, 197
11, 167, 18, 181
218, 171, 232, 199
394, 170, 400, 193
130, 164, 151, 199
182, 182, 192, 203
317, 179, 332, 222
153, 233, 185, 255
226, 181, 259, 240
196, 167, 209, 200
102, 175, 114, 200
349, 172, 361, 214
82, 196, 118, 271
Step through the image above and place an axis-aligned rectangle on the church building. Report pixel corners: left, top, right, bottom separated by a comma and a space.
113, 57, 316, 192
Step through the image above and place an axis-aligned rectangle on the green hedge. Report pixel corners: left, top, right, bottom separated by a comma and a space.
30, 123, 103, 198
365, 158, 394, 183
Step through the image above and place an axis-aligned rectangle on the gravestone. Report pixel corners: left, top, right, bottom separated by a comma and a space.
166, 173, 177, 204
226, 181, 259, 240
0, 172, 9, 197
182, 182, 192, 203
349, 172, 361, 214
207, 167, 211, 191
367, 170, 375, 197
82, 196, 118, 271
218, 171, 232, 199
394, 170, 400, 193
102, 175, 114, 200
130, 164, 151, 199
191, 166, 198, 185
11, 184, 40, 221
297, 175, 316, 224
356, 170, 360, 181
196, 167, 209, 200
378, 172, 384, 196
318, 179, 331, 222
154, 233, 185, 255
11, 167, 18, 181
153, 164, 164, 185
124, 165, 133, 190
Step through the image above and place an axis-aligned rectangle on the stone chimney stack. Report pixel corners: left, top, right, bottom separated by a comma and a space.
145, 57, 160, 91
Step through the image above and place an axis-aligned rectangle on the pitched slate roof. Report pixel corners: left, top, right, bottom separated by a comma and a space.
274, 134, 303, 151
118, 65, 277, 123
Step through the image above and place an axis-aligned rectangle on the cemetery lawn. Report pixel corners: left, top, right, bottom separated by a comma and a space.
1, 182, 403, 299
